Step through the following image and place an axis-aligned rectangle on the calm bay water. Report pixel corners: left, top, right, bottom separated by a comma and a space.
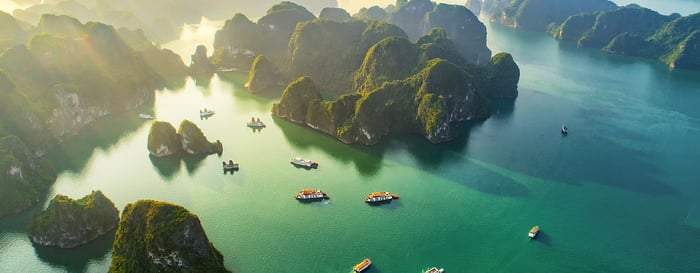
3, 8, 700, 273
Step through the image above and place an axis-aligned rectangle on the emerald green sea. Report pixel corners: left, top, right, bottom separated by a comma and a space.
3, 7, 700, 273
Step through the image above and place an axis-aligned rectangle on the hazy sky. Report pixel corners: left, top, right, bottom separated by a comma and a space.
0, 1, 23, 13
337, 0, 464, 13
1, 1, 697, 18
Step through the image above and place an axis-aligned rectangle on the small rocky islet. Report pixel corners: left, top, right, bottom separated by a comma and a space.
109, 200, 230, 273
27, 190, 119, 248
147, 120, 223, 157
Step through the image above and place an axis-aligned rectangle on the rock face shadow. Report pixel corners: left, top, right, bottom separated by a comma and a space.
274, 117, 384, 178
48, 110, 148, 175
33, 229, 115, 272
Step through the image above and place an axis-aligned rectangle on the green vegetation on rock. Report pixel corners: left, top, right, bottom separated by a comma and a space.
485, 53, 520, 99
247, 55, 283, 93
212, 2, 316, 70
319, 7, 352, 22
555, 6, 676, 48
147, 121, 180, 157
424, 3, 491, 65
274, 33, 501, 144
489, 0, 617, 31
272, 76, 323, 123
288, 19, 407, 93
148, 120, 222, 157
27, 190, 119, 248
0, 135, 56, 218
389, 0, 436, 40
109, 200, 230, 273
354, 6, 388, 22
649, 13, 700, 69
178, 120, 222, 155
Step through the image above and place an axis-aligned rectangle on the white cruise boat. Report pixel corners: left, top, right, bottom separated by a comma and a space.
290, 157, 318, 169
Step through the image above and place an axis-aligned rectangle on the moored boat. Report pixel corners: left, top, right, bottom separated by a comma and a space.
199, 109, 215, 117
290, 157, 318, 169
353, 258, 371, 272
246, 117, 266, 128
528, 225, 539, 239
561, 124, 568, 134
222, 160, 239, 172
425, 267, 445, 273
139, 113, 154, 119
294, 189, 329, 201
365, 192, 399, 203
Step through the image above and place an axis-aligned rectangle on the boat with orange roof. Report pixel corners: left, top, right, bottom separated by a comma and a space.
365, 192, 399, 203
425, 267, 445, 273
353, 258, 371, 272
528, 225, 539, 239
294, 189, 329, 201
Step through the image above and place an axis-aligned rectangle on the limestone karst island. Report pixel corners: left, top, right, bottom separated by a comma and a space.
1, 0, 700, 272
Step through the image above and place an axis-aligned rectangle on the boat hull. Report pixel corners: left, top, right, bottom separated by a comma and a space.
291, 162, 318, 169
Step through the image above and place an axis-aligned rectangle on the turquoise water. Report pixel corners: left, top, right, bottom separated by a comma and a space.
3, 9, 700, 273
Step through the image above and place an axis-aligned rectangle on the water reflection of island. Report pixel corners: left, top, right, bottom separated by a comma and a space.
149, 153, 210, 180
34, 230, 115, 273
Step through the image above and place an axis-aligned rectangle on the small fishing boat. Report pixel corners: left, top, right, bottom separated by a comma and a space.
353, 258, 371, 272
365, 192, 399, 203
561, 124, 568, 134
425, 267, 445, 273
246, 117, 266, 128
294, 189, 329, 201
290, 157, 318, 169
528, 225, 539, 239
139, 113, 154, 120
200, 109, 215, 118
222, 160, 239, 172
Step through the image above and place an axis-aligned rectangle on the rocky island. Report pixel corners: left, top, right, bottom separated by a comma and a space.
475, 0, 700, 70
0, 135, 56, 218
274, 28, 519, 144
109, 200, 230, 273
210, 1, 520, 145
27, 190, 119, 248
147, 120, 223, 157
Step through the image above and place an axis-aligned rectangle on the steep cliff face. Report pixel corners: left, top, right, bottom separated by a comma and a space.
109, 200, 230, 273
189, 45, 214, 75
211, 13, 260, 70
0, 135, 56, 218
0, 10, 27, 51
147, 121, 181, 157
465, 0, 482, 16
389, 0, 436, 40
424, 4, 491, 65
485, 53, 520, 99
178, 120, 222, 155
27, 190, 119, 248
555, 6, 676, 48
147, 120, 222, 157
274, 34, 500, 145
319, 7, 351, 22
288, 19, 407, 93
667, 30, 700, 70
0, 14, 181, 152
649, 13, 700, 69
247, 55, 282, 93
212, 2, 316, 70
272, 76, 322, 123
353, 6, 388, 21
489, 0, 617, 31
